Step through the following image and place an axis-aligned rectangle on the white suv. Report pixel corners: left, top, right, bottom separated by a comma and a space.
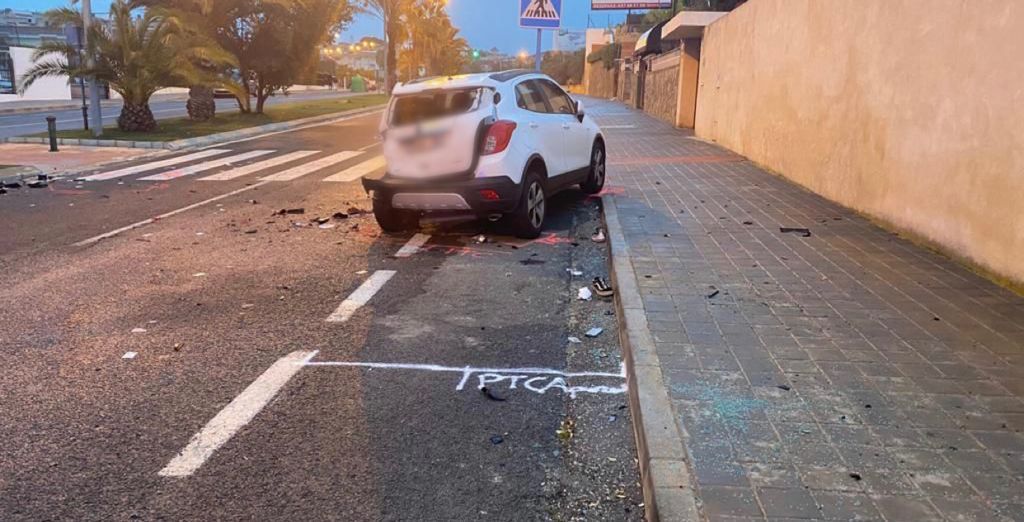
362, 70, 605, 238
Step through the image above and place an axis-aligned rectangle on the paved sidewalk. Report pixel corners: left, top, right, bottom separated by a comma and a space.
592, 99, 1024, 521
0, 143, 154, 181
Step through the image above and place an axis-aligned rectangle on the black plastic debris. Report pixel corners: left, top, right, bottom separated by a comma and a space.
490, 435, 504, 445
312, 217, 330, 225
2, 181, 21, 189
346, 207, 366, 215
273, 208, 305, 216
707, 289, 720, 299
481, 387, 507, 402
26, 180, 48, 188
777, 384, 791, 391
849, 472, 862, 481
0, 187, 6, 195
742, 220, 754, 225
780, 227, 812, 237
519, 258, 545, 266
244, 229, 258, 234
332, 212, 349, 220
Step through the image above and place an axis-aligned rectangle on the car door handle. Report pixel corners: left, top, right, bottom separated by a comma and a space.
529, 122, 539, 129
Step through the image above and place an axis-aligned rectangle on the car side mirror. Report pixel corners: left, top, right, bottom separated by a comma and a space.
575, 100, 585, 123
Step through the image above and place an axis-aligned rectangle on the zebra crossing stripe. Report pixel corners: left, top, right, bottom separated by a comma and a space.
199, 150, 320, 181
83, 150, 232, 181
321, 155, 387, 183
138, 150, 275, 181
260, 151, 362, 182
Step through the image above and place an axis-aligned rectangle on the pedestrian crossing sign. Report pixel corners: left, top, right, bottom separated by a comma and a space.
520, 0, 561, 29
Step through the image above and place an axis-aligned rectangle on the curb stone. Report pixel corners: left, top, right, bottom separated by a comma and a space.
2, 104, 385, 150
602, 194, 702, 522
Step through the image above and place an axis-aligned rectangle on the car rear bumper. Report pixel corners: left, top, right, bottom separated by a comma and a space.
362, 173, 521, 215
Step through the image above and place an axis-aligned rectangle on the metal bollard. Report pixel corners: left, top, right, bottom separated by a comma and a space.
46, 116, 58, 152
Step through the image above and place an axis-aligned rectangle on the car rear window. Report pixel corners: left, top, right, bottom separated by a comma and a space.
390, 88, 482, 126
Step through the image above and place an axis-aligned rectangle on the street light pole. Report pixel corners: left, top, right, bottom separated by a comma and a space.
81, 0, 103, 137
535, 28, 542, 72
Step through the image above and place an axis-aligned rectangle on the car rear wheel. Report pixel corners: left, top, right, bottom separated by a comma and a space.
580, 141, 606, 194
511, 172, 546, 239
372, 198, 418, 234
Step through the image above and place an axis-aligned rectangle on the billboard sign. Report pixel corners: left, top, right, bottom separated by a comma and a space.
520, 0, 562, 29
591, 0, 672, 9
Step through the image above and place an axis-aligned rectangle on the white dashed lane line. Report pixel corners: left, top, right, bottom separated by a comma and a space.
158, 350, 319, 478
395, 233, 430, 258
321, 155, 386, 183
325, 270, 396, 323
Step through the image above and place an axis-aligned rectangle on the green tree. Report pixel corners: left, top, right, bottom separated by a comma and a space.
141, 0, 355, 114
542, 49, 585, 85
19, 1, 233, 131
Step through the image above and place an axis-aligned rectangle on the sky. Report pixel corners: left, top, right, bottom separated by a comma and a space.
5, 0, 638, 54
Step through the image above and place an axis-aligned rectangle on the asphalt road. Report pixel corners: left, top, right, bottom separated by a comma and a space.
0, 90, 361, 140
0, 111, 643, 520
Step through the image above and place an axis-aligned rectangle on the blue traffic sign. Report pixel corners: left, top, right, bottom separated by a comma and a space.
520, 0, 562, 29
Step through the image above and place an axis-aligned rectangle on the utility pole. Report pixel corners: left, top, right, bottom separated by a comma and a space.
81, 0, 103, 137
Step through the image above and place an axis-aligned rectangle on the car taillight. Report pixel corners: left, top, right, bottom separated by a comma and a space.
482, 120, 517, 155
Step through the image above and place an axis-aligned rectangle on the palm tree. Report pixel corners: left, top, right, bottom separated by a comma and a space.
19, 0, 234, 132
360, 0, 412, 93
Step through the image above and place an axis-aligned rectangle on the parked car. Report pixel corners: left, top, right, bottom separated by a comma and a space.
362, 70, 605, 238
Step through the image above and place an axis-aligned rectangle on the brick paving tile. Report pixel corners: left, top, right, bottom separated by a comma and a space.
592, 99, 1024, 521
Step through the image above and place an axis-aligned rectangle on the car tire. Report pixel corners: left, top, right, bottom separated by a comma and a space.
372, 198, 418, 234
511, 171, 546, 239
580, 141, 606, 195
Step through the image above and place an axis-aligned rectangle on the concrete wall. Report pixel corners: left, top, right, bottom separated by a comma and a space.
696, 0, 1024, 285
643, 51, 680, 125
0, 46, 70, 102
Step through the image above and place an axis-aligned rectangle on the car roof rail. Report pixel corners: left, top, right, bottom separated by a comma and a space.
488, 69, 536, 82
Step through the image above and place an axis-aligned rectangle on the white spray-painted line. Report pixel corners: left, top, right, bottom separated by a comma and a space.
302, 360, 627, 379
358, 140, 381, 151
325, 270, 396, 323
199, 150, 320, 181
302, 361, 627, 398
260, 150, 362, 182
394, 233, 430, 258
83, 149, 232, 181
138, 150, 274, 181
321, 155, 386, 183
74, 180, 272, 246
200, 109, 385, 150
158, 350, 318, 477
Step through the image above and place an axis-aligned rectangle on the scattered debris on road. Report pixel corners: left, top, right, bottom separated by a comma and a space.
519, 258, 545, 265
585, 327, 604, 338
332, 211, 349, 220
489, 435, 504, 445
568, 336, 582, 344
780, 226, 812, 237
706, 288, 720, 299
577, 287, 593, 301
122, 351, 138, 359
130, 328, 147, 334
193, 272, 207, 277
566, 268, 583, 277
273, 208, 305, 216
591, 277, 614, 298
481, 387, 507, 402
556, 419, 576, 440
591, 228, 606, 243
777, 384, 791, 391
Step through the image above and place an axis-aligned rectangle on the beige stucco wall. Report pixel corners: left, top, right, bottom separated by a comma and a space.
696, 0, 1024, 285
585, 62, 618, 99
